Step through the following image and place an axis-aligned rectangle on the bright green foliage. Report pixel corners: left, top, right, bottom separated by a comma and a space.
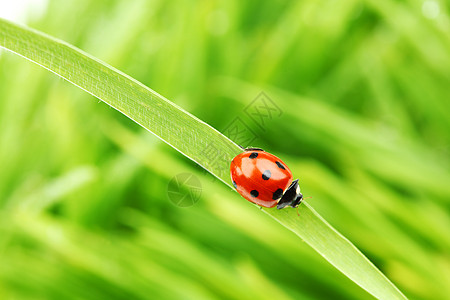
0, 17, 405, 299
0, 1, 449, 299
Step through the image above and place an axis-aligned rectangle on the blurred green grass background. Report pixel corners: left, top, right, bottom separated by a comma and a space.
1, 0, 450, 299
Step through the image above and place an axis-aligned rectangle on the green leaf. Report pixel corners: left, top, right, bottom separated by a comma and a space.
0, 18, 407, 300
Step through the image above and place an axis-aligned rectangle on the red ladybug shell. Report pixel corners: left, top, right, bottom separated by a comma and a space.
230, 149, 293, 208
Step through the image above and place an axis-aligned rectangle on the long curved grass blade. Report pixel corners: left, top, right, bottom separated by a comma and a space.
0, 18, 407, 300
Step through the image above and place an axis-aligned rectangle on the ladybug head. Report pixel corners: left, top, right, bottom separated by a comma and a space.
276, 179, 302, 209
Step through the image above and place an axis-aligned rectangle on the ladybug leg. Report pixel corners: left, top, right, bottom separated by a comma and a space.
276, 179, 302, 209
292, 194, 304, 216
244, 147, 264, 152
237, 145, 264, 151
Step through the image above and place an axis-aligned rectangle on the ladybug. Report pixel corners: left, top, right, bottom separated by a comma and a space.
230, 148, 303, 209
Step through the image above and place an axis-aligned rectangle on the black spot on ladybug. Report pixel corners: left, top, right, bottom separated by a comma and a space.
249, 152, 258, 159
262, 170, 271, 180
272, 188, 283, 200
232, 180, 237, 189
250, 190, 259, 197
276, 161, 286, 170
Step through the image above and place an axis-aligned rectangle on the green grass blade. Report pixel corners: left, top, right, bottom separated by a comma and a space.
0, 18, 240, 185
268, 204, 406, 299
0, 18, 407, 300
